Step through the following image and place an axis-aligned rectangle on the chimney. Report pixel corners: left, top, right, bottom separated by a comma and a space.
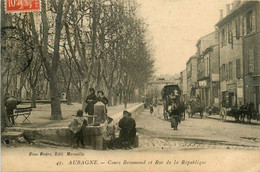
219, 9, 223, 20
233, 0, 241, 8
226, 4, 230, 15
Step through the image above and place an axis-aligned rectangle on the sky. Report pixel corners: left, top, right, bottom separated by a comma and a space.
137, 0, 233, 76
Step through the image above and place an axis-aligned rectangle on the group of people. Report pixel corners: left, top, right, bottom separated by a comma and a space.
69, 109, 136, 149
68, 108, 117, 149
69, 87, 136, 149
85, 88, 109, 116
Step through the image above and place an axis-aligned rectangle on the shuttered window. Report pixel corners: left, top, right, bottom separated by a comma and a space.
248, 50, 254, 74
244, 9, 256, 35
229, 62, 233, 79
235, 16, 240, 39
226, 63, 229, 80
243, 15, 246, 36
236, 59, 241, 78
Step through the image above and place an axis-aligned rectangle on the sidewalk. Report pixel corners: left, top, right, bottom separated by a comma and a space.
12, 103, 139, 128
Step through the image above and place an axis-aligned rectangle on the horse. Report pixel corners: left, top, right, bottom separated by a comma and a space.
187, 101, 204, 118
177, 101, 187, 121
240, 103, 254, 123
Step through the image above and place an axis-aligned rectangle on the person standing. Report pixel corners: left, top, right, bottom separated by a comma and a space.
119, 110, 130, 149
85, 88, 97, 116
128, 112, 136, 147
97, 91, 109, 112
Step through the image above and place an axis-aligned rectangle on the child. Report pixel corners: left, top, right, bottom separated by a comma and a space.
104, 116, 116, 149
119, 110, 130, 149
69, 110, 88, 148
128, 112, 136, 148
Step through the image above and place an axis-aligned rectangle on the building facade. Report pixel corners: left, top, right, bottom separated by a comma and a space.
242, 1, 260, 113
196, 31, 220, 108
180, 69, 188, 101
215, 1, 260, 114
215, 2, 245, 108
186, 55, 198, 99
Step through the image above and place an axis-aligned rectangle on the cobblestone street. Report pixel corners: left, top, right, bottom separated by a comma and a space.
134, 106, 260, 151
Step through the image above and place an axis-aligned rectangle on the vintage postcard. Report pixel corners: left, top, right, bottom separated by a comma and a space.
1, 0, 260, 171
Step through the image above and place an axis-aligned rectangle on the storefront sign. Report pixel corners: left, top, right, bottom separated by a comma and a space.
212, 74, 219, 81
198, 80, 208, 87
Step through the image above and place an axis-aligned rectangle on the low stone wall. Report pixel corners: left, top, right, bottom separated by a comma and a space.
112, 103, 144, 125
5, 103, 144, 150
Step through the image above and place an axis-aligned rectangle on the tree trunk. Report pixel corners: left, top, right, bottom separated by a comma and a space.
1, 89, 11, 131
49, 74, 62, 120
31, 87, 37, 108
66, 86, 72, 105
78, 88, 82, 103
119, 88, 122, 104
81, 79, 89, 110
107, 88, 112, 106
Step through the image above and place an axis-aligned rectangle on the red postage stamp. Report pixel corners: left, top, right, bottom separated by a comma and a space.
5, 0, 41, 13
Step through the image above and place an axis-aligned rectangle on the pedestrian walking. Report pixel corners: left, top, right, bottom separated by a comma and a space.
169, 103, 179, 130
149, 102, 154, 114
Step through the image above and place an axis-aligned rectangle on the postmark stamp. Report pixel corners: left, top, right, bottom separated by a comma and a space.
5, 0, 41, 13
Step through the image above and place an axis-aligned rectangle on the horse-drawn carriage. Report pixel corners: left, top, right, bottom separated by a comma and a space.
162, 85, 182, 120
220, 103, 255, 123
161, 85, 187, 129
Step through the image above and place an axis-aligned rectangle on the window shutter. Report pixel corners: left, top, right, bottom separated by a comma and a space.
248, 50, 254, 74
252, 9, 256, 33
243, 15, 246, 36
229, 62, 232, 79
236, 59, 241, 79
240, 15, 243, 36
236, 16, 240, 39
226, 63, 229, 80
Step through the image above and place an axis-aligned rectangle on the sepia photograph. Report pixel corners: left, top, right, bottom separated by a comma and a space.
1, 0, 260, 171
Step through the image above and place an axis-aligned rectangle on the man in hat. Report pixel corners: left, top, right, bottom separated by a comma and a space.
85, 88, 97, 116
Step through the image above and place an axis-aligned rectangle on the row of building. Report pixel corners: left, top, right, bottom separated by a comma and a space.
179, 0, 260, 114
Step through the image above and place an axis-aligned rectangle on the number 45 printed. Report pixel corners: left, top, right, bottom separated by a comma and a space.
5, 0, 41, 13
